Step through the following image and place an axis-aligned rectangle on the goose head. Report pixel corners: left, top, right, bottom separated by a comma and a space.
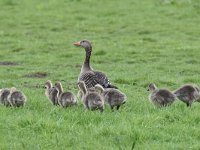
73, 40, 92, 51
147, 83, 157, 92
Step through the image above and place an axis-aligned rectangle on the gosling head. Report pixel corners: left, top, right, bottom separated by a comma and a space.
147, 83, 158, 92
73, 40, 92, 51
77, 81, 85, 89
55, 81, 62, 88
77, 81, 87, 95
10, 87, 17, 92
94, 84, 104, 94
44, 80, 52, 89
55, 81, 64, 91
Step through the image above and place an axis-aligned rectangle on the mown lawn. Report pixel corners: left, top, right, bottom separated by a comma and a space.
0, 0, 200, 149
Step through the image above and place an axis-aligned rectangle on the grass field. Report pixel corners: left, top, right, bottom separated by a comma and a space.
1, 0, 200, 149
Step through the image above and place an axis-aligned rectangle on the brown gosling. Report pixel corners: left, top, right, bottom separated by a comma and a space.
7, 87, 27, 107
0, 88, 11, 106
77, 81, 104, 112
147, 83, 176, 107
95, 84, 127, 110
44, 80, 59, 105
173, 84, 200, 107
55, 82, 77, 108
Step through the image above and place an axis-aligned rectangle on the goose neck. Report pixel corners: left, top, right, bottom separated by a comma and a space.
81, 47, 92, 73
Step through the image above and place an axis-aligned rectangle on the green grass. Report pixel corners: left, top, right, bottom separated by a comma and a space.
0, 0, 200, 149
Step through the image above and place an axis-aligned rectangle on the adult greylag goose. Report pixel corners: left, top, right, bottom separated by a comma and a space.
73, 40, 117, 89
77, 81, 104, 112
147, 83, 176, 107
55, 82, 77, 108
173, 84, 200, 107
7, 87, 27, 107
95, 84, 127, 110
0, 88, 11, 106
44, 80, 59, 105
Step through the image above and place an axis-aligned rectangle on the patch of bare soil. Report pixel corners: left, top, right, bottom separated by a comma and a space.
24, 72, 49, 78
0, 61, 19, 66
22, 82, 44, 89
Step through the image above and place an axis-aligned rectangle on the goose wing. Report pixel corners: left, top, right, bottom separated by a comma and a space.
79, 71, 115, 89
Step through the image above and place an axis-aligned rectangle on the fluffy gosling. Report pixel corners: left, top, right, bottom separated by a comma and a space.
77, 81, 104, 112
174, 84, 200, 107
77, 87, 95, 101
147, 83, 176, 107
95, 84, 127, 110
0, 88, 11, 106
7, 87, 27, 107
55, 82, 77, 108
44, 80, 59, 105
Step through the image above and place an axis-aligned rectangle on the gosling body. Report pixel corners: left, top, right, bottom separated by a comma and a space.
45, 80, 59, 105
55, 82, 77, 108
7, 87, 26, 107
174, 84, 200, 107
148, 83, 176, 107
78, 81, 104, 112
95, 84, 127, 110
0, 88, 11, 106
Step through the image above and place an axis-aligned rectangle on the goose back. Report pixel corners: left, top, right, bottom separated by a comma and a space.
79, 70, 111, 89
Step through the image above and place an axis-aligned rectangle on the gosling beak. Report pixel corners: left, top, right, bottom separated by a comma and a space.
73, 41, 81, 47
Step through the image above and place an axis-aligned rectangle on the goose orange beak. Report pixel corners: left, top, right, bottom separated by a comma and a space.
73, 41, 81, 46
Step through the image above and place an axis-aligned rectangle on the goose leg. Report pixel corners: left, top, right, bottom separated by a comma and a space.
99, 107, 104, 113
116, 105, 120, 110
110, 105, 114, 111
186, 101, 192, 107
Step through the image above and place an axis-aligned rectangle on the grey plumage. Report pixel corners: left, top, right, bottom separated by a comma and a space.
0, 88, 11, 106
77, 87, 95, 101
174, 84, 200, 107
95, 84, 127, 110
44, 80, 59, 105
147, 83, 176, 107
77, 81, 104, 112
7, 87, 26, 107
55, 82, 77, 108
74, 40, 117, 89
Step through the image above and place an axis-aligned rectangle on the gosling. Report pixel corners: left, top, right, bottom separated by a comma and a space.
95, 84, 127, 110
7, 87, 27, 107
44, 80, 59, 105
147, 83, 176, 107
0, 88, 11, 106
77, 87, 95, 101
77, 81, 104, 112
174, 84, 200, 107
55, 82, 77, 108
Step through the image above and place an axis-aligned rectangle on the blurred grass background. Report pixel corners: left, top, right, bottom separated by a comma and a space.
0, 0, 200, 149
